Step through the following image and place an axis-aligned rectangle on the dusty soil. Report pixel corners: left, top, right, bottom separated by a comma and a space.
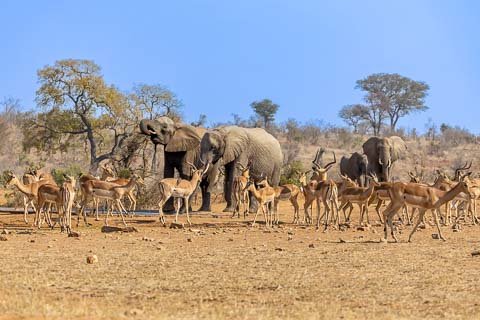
1, 202, 480, 320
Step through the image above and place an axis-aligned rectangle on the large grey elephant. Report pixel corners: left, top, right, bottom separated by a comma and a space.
362, 136, 407, 182
340, 152, 368, 187
139, 117, 219, 211
199, 126, 283, 212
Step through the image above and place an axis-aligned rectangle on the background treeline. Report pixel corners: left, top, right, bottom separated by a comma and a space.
0, 59, 478, 207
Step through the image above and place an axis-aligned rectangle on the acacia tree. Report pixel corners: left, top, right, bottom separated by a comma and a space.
132, 83, 183, 121
250, 99, 279, 128
338, 104, 365, 133
25, 59, 141, 173
356, 73, 429, 131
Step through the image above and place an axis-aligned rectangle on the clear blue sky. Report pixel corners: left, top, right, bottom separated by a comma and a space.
1, 0, 479, 132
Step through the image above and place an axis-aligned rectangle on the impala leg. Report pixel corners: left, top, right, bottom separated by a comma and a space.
433, 208, 446, 241
408, 208, 427, 242
23, 197, 29, 224
117, 200, 128, 226
185, 197, 191, 226
375, 200, 384, 224
174, 198, 181, 223
251, 208, 260, 227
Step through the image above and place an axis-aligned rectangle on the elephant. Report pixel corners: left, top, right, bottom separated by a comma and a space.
139, 116, 220, 211
362, 136, 407, 182
199, 126, 283, 212
340, 152, 368, 187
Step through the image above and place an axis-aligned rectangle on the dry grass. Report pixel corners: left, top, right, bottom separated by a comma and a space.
1, 201, 480, 319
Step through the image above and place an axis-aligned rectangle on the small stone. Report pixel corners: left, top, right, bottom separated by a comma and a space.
287, 234, 293, 241
68, 232, 80, 238
169, 222, 185, 229
371, 228, 377, 234
357, 226, 368, 231
308, 243, 315, 248
212, 214, 220, 218
275, 247, 285, 251
339, 238, 346, 243
187, 238, 193, 242
189, 228, 202, 233
29, 239, 35, 243
0, 235, 8, 241
471, 251, 480, 257
228, 238, 234, 242
47, 245, 52, 248
86, 255, 98, 264
125, 309, 143, 316
431, 234, 439, 240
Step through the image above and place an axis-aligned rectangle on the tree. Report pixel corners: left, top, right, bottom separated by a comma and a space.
132, 83, 183, 121
191, 114, 207, 127
338, 104, 365, 133
26, 59, 141, 173
250, 99, 279, 128
356, 73, 429, 131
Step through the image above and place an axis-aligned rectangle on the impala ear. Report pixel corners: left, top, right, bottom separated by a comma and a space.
165, 124, 201, 152
223, 128, 248, 164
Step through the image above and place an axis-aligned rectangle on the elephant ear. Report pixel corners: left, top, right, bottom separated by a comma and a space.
362, 137, 380, 161
165, 124, 201, 152
223, 127, 248, 164
389, 136, 407, 161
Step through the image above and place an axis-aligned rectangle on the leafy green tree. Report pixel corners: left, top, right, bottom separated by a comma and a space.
356, 73, 429, 131
132, 83, 183, 121
25, 59, 141, 173
250, 99, 279, 128
338, 104, 365, 133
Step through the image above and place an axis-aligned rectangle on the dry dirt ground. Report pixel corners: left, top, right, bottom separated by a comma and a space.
1, 201, 480, 320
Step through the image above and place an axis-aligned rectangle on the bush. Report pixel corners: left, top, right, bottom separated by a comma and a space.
280, 161, 304, 185
51, 164, 84, 185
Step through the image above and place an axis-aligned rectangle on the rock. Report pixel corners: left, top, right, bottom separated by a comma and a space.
86, 255, 98, 264
339, 238, 346, 243
357, 226, 368, 231
101, 226, 138, 233
212, 214, 220, 219
187, 238, 193, 242
189, 228, 202, 233
29, 239, 35, 243
452, 224, 462, 232
275, 247, 285, 251
142, 236, 154, 242
169, 222, 185, 229
431, 234, 440, 240
287, 234, 293, 241
1, 229, 10, 235
47, 245, 52, 248
68, 232, 80, 238
0, 235, 8, 241
371, 228, 377, 234
471, 251, 480, 257
308, 243, 315, 248
228, 238, 234, 242
125, 309, 143, 316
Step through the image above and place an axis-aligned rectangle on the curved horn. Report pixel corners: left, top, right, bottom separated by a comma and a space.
185, 161, 197, 171
324, 152, 337, 171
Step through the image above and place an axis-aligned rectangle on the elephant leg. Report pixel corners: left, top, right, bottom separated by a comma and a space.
223, 162, 235, 212
198, 178, 212, 212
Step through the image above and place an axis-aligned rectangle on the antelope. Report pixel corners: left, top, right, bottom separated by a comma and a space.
78, 175, 139, 226
340, 176, 379, 226
157, 162, 209, 226
60, 175, 76, 234
89, 176, 139, 226
5, 171, 56, 225
299, 171, 339, 231
36, 183, 64, 229
105, 177, 141, 215
273, 183, 301, 224
243, 178, 276, 227
231, 164, 250, 219
382, 177, 472, 242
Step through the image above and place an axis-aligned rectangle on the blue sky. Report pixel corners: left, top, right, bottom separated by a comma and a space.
1, 0, 479, 132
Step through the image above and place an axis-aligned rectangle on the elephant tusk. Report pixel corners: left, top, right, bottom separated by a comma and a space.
387, 159, 392, 168
203, 163, 210, 175
148, 129, 157, 135
379, 158, 383, 166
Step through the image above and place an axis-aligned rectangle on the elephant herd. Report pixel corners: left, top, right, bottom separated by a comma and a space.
139, 116, 408, 214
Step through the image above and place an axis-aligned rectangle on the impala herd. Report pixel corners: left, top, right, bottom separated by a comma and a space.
3, 151, 480, 243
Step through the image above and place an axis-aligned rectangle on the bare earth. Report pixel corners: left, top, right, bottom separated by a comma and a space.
1, 202, 480, 320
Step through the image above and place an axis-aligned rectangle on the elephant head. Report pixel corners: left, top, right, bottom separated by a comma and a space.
362, 136, 406, 181
200, 127, 248, 166
139, 117, 202, 170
